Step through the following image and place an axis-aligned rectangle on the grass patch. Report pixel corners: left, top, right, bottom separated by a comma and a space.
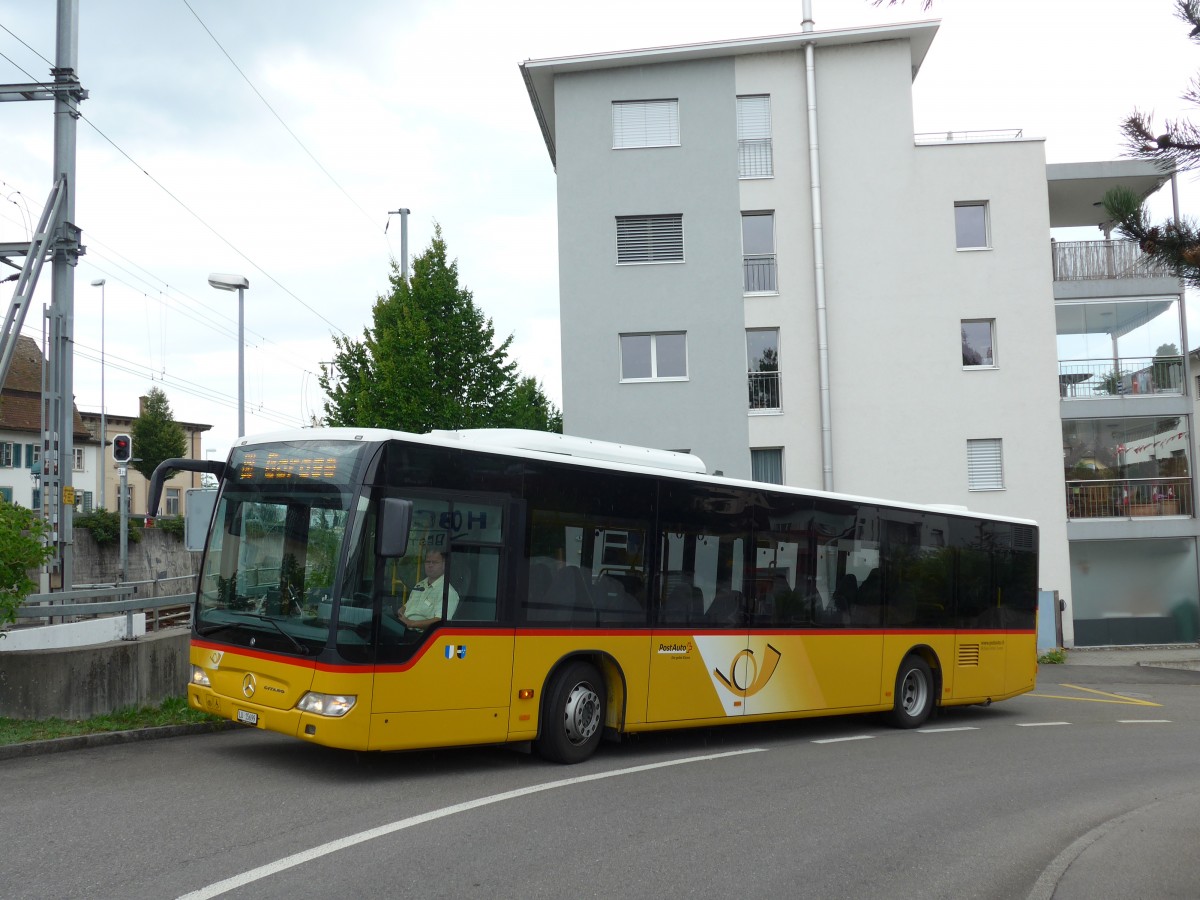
1038, 648, 1068, 665
0, 696, 220, 746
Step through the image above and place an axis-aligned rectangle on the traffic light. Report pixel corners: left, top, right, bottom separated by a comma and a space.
112, 433, 132, 463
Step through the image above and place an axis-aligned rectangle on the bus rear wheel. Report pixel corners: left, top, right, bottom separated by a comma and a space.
887, 654, 934, 728
536, 661, 606, 764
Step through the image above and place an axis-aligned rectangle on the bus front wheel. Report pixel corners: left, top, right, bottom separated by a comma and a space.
536, 661, 606, 764
887, 655, 934, 728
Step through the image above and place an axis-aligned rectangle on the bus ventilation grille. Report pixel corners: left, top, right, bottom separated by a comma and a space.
958, 645, 981, 667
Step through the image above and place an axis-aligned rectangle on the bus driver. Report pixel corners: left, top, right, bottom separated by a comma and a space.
397, 548, 460, 629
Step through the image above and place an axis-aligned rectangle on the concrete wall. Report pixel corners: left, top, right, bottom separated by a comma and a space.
72, 526, 200, 596
0, 628, 189, 720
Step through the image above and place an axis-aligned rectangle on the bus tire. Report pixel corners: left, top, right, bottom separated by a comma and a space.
886, 654, 934, 728
536, 660, 606, 764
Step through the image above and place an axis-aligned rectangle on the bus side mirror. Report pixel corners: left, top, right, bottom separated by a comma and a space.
377, 498, 413, 558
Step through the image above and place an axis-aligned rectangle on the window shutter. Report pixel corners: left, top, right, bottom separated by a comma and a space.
967, 439, 1004, 490
613, 100, 679, 149
26, 444, 35, 469
12, 443, 21, 468
616, 215, 683, 263
737, 96, 771, 139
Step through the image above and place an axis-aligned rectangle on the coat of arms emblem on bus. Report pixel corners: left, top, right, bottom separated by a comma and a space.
712, 644, 782, 698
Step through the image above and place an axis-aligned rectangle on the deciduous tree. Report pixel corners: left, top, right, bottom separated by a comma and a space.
130, 387, 188, 481
319, 226, 561, 433
0, 500, 52, 626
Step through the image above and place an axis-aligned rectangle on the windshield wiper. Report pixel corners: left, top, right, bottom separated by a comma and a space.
239, 613, 310, 655
198, 613, 309, 655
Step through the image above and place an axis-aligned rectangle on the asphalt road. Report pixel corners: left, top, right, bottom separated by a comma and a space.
4, 663, 1200, 900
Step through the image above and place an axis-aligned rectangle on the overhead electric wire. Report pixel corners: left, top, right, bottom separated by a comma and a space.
181, 0, 385, 237
0, 22, 53, 68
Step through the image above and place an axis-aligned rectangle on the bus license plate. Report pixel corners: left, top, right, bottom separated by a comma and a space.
237, 709, 259, 726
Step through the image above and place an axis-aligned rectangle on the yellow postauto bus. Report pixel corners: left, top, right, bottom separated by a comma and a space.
149, 427, 1039, 764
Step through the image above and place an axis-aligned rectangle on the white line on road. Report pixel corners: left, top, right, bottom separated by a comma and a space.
1017, 721, 1071, 727
811, 735, 875, 744
917, 726, 980, 734
176, 747, 767, 900
1117, 719, 1172, 724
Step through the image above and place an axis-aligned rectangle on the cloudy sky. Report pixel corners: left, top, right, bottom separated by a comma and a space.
1, 0, 1196, 459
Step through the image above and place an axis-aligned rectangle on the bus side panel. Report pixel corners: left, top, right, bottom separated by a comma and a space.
949, 632, 1008, 701
1006, 630, 1038, 696
508, 633, 652, 742
370, 631, 515, 750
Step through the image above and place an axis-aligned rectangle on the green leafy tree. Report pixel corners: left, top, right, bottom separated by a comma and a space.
319, 225, 561, 433
130, 387, 188, 481
0, 500, 53, 626
1103, 1, 1200, 286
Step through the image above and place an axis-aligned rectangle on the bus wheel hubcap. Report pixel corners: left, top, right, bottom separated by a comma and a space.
563, 682, 600, 745
901, 670, 927, 714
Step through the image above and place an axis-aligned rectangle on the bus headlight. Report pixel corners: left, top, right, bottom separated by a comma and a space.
297, 692, 357, 717
191, 666, 211, 687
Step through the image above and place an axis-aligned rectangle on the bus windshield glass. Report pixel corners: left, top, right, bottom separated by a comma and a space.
194, 440, 373, 656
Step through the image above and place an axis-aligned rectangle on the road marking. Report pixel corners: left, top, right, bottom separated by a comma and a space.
176, 748, 767, 899
1018, 721, 1071, 727
1118, 719, 1172, 724
917, 726, 979, 734
811, 734, 874, 744
1030, 683, 1163, 707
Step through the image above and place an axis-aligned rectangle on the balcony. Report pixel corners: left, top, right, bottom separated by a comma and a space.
1066, 476, 1192, 519
1051, 239, 1175, 282
743, 255, 777, 293
748, 371, 781, 411
1059, 356, 1184, 398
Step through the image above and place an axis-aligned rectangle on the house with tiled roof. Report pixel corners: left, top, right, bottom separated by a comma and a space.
0, 335, 96, 510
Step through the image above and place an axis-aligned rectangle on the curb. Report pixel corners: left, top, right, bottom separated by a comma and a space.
0, 720, 239, 761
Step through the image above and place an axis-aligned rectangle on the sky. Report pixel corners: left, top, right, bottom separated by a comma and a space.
2, 0, 1198, 461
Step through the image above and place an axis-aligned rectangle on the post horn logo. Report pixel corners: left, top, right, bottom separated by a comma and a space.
242, 673, 257, 698
713, 644, 782, 698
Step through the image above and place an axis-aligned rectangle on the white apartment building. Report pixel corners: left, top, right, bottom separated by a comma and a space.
522, 19, 1199, 647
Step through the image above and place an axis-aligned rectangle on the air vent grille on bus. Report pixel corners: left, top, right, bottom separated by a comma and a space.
1013, 525, 1036, 551
958, 644, 981, 667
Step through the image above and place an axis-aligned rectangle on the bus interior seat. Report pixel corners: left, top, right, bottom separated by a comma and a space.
591, 574, 644, 623
705, 588, 743, 625
542, 565, 595, 624
832, 574, 858, 613
662, 579, 703, 625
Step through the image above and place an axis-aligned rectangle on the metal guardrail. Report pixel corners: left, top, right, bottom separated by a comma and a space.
14, 575, 196, 640
914, 129, 1023, 144
1059, 356, 1183, 397
1066, 476, 1192, 519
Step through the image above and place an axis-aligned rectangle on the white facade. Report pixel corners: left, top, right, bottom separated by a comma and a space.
523, 21, 1109, 644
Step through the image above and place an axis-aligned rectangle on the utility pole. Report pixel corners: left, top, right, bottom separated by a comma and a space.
46, 0, 85, 589
388, 208, 410, 286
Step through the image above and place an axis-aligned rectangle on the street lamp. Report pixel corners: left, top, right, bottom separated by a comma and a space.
90, 277, 106, 511
207, 273, 249, 438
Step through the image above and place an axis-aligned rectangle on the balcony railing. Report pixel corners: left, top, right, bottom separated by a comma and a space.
738, 139, 773, 178
748, 371, 781, 410
1051, 239, 1175, 281
1066, 477, 1192, 519
744, 255, 777, 293
1059, 356, 1183, 398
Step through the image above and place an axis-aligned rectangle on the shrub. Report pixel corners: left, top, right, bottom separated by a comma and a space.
0, 501, 54, 625
75, 508, 143, 546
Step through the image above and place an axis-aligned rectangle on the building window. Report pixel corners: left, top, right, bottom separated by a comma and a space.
955, 201, 989, 249
747, 328, 781, 411
962, 319, 995, 367
28, 444, 40, 473
0, 486, 11, 503
166, 488, 181, 517
967, 438, 1004, 490
742, 212, 777, 293
74, 490, 92, 514
620, 332, 688, 381
612, 99, 679, 149
616, 215, 683, 264
31, 488, 41, 509
737, 95, 773, 178
73, 447, 85, 471
0, 443, 12, 468
751, 448, 784, 484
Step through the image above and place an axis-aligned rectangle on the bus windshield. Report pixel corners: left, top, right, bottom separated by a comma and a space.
194, 440, 372, 656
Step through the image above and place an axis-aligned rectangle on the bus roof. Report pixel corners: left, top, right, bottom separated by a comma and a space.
233, 426, 1038, 528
